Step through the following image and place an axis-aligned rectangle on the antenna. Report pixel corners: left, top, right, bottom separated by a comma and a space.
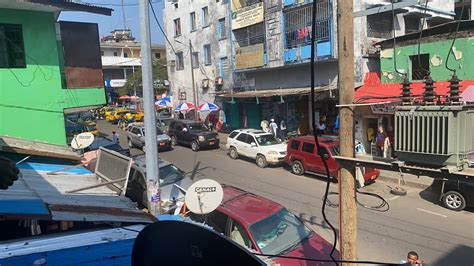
71, 132, 95, 150
185, 179, 224, 215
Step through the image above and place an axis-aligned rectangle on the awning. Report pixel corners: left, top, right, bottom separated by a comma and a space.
355, 78, 474, 104
216, 84, 337, 98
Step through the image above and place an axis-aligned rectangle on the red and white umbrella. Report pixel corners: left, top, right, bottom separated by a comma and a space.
175, 102, 195, 112
197, 102, 220, 112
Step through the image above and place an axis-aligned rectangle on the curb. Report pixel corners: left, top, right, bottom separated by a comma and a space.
377, 174, 432, 190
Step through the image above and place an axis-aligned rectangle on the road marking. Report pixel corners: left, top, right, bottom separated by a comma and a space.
388, 195, 400, 201
416, 208, 447, 218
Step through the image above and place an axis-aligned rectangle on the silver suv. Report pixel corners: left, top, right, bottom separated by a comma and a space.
126, 124, 171, 151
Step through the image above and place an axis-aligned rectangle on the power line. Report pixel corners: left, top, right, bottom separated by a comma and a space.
148, 0, 177, 54
445, 0, 467, 73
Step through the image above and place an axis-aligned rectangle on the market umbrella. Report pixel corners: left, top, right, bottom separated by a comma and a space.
175, 102, 195, 112
197, 102, 219, 112
155, 96, 172, 107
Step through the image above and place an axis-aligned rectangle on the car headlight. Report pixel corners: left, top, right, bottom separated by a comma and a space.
267, 151, 279, 155
198, 136, 205, 142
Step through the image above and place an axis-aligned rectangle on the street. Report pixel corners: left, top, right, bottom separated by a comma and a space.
100, 120, 474, 265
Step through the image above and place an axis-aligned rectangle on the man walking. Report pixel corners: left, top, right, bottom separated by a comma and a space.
269, 119, 278, 138
279, 119, 287, 140
112, 131, 120, 144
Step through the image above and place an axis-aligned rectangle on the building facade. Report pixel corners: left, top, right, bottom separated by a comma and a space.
163, 0, 232, 117
0, 1, 111, 146
100, 29, 166, 100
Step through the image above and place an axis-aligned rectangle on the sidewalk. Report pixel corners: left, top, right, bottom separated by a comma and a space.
217, 131, 432, 189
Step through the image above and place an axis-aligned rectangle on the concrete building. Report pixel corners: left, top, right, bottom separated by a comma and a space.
100, 29, 165, 99
163, 0, 232, 116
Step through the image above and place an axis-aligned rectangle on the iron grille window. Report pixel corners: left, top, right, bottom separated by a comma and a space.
176, 52, 184, 70
410, 54, 429, 81
0, 24, 26, 68
367, 13, 393, 38
233, 23, 265, 47
284, 1, 331, 50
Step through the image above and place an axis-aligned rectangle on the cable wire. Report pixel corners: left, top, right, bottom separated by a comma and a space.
445, 0, 466, 73
149, 0, 177, 55
310, 1, 338, 265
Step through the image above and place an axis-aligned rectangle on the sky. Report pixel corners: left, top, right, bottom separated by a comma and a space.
59, 0, 166, 45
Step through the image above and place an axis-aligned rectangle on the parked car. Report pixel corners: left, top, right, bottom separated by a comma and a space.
157, 116, 173, 134
126, 155, 193, 213
85, 137, 131, 157
126, 124, 171, 151
124, 111, 144, 122
432, 176, 474, 211
284, 136, 379, 183
168, 120, 219, 151
106, 109, 129, 123
187, 186, 338, 265
226, 129, 287, 168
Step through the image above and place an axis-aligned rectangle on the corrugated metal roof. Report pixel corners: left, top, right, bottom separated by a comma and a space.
0, 168, 155, 223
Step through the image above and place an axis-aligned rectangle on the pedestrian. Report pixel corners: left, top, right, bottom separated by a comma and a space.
375, 126, 388, 157
400, 251, 423, 265
269, 119, 278, 138
112, 131, 120, 144
317, 118, 326, 136
279, 119, 287, 140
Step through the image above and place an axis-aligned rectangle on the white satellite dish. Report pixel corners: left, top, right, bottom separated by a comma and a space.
185, 179, 224, 215
71, 132, 95, 150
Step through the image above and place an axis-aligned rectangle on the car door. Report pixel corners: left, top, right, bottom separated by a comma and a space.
235, 133, 250, 157
301, 142, 318, 173
228, 218, 256, 251
131, 127, 141, 146
245, 135, 259, 159
173, 122, 184, 143
182, 124, 192, 145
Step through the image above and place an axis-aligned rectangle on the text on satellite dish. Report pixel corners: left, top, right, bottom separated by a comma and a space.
195, 186, 217, 193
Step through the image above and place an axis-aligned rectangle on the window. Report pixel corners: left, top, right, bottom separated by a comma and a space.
206, 211, 228, 234
246, 135, 256, 145
236, 133, 248, 143
410, 54, 429, 80
367, 13, 393, 38
190, 12, 197, 32
302, 142, 315, 154
219, 57, 228, 78
202, 7, 210, 27
124, 52, 128, 58
233, 23, 265, 47
229, 131, 239, 139
290, 140, 301, 150
192, 52, 199, 68
155, 52, 161, 59
113, 51, 118, 56
203, 44, 211, 65
229, 219, 254, 250
0, 24, 25, 68
174, 18, 181, 36
176, 52, 184, 70
404, 16, 420, 35
218, 18, 226, 39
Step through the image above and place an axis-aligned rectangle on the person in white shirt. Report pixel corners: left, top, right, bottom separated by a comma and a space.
112, 131, 120, 144
269, 119, 278, 138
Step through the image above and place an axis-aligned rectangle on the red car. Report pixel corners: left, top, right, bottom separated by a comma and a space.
284, 136, 380, 183
188, 186, 339, 265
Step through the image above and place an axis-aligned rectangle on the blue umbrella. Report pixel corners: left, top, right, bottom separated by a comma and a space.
155, 96, 172, 107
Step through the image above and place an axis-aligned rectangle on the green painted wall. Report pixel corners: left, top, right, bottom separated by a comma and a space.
380, 37, 474, 83
0, 9, 106, 146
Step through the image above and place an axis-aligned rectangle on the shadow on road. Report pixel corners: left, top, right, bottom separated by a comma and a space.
431, 245, 474, 266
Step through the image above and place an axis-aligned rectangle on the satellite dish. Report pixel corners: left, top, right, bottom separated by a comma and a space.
71, 132, 95, 150
185, 179, 224, 215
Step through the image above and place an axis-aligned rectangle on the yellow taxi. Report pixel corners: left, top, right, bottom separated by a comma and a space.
124, 111, 144, 122
84, 122, 98, 135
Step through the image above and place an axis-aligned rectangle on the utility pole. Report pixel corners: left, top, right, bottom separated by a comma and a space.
189, 40, 198, 121
337, 0, 357, 264
139, 0, 160, 216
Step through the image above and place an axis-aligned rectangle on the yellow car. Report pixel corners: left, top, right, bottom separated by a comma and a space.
101, 106, 115, 118
112, 110, 131, 123
124, 111, 144, 122
84, 122, 98, 136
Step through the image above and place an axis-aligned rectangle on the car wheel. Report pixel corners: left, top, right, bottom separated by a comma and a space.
443, 191, 466, 211
256, 154, 268, 168
229, 147, 239, 159
171, 135, 177, 146
191, 140, 200, 152
291, 160, 305, 176
128, 138, 134, 148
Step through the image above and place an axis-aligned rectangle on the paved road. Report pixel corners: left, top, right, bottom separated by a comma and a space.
99, 120, 474, 265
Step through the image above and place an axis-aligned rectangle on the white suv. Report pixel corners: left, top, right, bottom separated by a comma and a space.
226, 129, 287, 168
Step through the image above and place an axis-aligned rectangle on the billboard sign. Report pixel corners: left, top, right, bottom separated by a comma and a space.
232, 2, 264, 30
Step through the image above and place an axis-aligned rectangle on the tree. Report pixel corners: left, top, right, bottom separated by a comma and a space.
119, 58, 168, 96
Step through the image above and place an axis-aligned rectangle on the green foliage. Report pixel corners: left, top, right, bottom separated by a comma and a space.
119, 58, 168, 96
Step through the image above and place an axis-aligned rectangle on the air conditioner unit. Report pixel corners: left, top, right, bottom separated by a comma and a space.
215, 77, 224, 86
202, 79, 210, 89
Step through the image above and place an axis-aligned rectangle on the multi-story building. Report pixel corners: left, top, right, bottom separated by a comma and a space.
0, 1, 111, 147
100, 29, 166, 100
163, 0, 232, 117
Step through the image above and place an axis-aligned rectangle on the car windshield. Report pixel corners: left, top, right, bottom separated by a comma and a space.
255, 134, 280, 146
159, 164, 186, 187
329, 145, 340, 156
188, 123, 207, 131
249, 208, 312, 255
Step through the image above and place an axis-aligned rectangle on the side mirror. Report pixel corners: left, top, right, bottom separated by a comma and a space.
137, 133, 142, 137
251, 142, 257, 147
322, 154, 330, 160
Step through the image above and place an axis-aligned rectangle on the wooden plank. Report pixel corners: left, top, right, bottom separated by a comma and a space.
0, 136, 80, 161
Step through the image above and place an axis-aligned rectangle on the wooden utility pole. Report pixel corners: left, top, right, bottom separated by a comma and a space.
189, 40, 198, 121
337, 0, 357, 264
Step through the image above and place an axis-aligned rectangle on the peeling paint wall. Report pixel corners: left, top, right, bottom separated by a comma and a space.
163, 0, 231, 106
380, 36, 474, 83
